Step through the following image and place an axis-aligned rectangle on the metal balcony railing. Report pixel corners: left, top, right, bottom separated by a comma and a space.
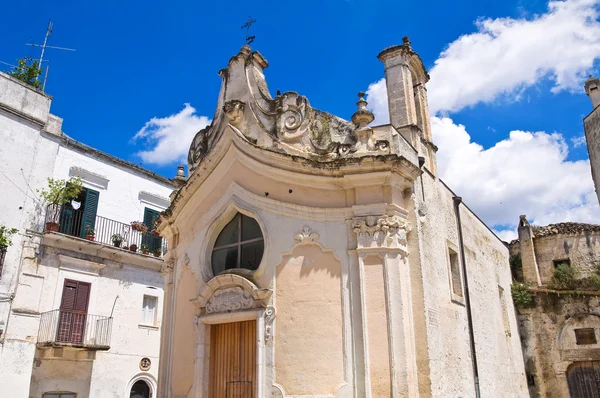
38, 309, 112, 350
43, 204, 167, 256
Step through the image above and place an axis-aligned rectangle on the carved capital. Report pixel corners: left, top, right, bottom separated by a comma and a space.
161, 257, 175, 276
294, 226, 319, 243
352, 215, 410, 253
205, 286, 254, 314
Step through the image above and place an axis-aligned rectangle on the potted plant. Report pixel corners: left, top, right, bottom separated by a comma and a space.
0, 225, 19, 252
130, 221, 148, 234
141, 243, 150, 255
37, 177, 83, 232
111, 233, 123, 248
84, 225, 95, 241
129, 244, 138, 252
152, 247, 162, 258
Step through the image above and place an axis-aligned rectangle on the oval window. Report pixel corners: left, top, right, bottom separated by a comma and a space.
211, 213, 264, 275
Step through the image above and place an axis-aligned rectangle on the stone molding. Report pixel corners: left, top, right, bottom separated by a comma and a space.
352, 214, 410, 254
205, 286, 254, 314
294, 226, 319, 243
194, 273, 272, 314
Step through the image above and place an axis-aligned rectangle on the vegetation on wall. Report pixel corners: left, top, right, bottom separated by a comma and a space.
0, 226, 19, 249
37, 177, 83, 223
552, 262, 577, 290
7, 58, 42, 89
511, 281, 535, 308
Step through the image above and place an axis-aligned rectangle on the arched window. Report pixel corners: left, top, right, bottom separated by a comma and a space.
212, 213, 264, 275
130, 380, 151, 398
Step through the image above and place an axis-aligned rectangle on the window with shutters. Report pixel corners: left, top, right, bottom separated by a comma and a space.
211, 213, 264, 275
142, 207, 162, 253
142, 295, 158, 326
58, 279, 91, 344
59, 187, 99, 239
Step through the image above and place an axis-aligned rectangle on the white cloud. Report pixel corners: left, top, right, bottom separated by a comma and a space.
366, 0, 600, 118
494, 228, 518, 242
432, 116, 600, 232
428, 0, 600, 113
571, 134, 588, 147
133, 104, 211, 165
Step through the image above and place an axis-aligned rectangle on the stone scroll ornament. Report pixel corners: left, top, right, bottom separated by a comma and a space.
294, 226, 320, 243
205, 286, 254, 314
352, 215, 410, 250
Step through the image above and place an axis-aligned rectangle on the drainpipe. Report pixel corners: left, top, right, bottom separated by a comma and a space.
453, 196, 481, 398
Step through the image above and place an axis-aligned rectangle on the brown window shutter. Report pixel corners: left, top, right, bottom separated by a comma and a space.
74, 282, 90, 312
60, 280, 78, 311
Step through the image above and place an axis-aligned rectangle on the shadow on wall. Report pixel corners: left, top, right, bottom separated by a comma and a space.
277, 244, 341, 280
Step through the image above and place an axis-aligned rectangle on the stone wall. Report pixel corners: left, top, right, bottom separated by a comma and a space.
584, 107, 600, 206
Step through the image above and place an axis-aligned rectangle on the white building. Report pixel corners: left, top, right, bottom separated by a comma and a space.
0, 72, 176, 398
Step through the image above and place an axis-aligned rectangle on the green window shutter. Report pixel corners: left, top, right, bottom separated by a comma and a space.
142, 207, 162, 252
79, 188, 99, 238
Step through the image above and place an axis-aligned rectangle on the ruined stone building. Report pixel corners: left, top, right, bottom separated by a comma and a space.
0, 72, 178, 397
156, 40, 529, 397
511, 218, 600, 398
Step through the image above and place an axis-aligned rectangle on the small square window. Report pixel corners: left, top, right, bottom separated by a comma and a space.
553, 259, 571, 269
448, 248, 463, 297
142, 295, 158, 326
575, 328, 597, 345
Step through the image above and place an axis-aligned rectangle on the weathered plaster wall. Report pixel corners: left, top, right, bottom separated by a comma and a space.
414, 172, 528, 398
584, 108, 600, 205
0, 73, 61, 398
275, 244, 344, 395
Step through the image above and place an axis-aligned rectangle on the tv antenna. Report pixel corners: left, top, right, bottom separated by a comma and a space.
241, 16, 256, 45
25, 20, 76, 90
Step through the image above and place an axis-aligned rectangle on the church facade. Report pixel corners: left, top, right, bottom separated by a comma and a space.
157, 40, 528, 397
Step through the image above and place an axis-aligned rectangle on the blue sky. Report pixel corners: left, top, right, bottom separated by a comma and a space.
2, 0, 600, 239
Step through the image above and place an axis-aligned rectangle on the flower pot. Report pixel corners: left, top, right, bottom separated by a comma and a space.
85, 235, 95, 241
129, 245, 137, 252
113, 241, 122, 248
45, 222, 59, 232
142, 250, 149, 255
153, 252, 161, 258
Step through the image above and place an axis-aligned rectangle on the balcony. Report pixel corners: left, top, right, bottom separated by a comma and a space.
43, 204, 167, 257
37, 309, 112, 350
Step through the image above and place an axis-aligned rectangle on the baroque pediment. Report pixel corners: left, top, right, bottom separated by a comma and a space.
187, 45, 416, 174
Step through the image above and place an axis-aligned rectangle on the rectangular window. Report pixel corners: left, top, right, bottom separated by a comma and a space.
449, 248, 463, 297
142, 295, 158, 326
575, 328, 597, 345
142, 207, 163, 254
553, 259, 571, 269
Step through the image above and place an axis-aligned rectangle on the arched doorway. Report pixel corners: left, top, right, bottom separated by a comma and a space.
130, 380, 151, 398
567, 361, 600, 397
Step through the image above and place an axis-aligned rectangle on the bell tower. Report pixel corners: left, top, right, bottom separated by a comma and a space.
378, 37, 437, 174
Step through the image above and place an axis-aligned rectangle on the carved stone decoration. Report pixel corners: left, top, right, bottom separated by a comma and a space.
139, 357, 151, 371
270, 385, 284, 398
205, 286, 254, 314
275, 92, 310, 142
182, 253, 190, 270
187, 126, 211, 170
294, 226, 319, 243
352, 215, 410, 252
223, 100, 245, 128
264, 306, 276, 346
161, 257, 175, 276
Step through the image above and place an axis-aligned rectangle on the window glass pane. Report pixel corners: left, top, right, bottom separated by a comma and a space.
143, 296, 157, 325
214, 215, 239, 248
241, 241, 264, 271
212, 247, 238, 274
241, 215, 262, 241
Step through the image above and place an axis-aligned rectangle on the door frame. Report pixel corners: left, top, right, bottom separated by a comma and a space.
197, 308, 270, 398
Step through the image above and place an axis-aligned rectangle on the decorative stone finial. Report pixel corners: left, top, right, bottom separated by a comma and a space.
402, 36, 412, 50
585, 75, 600, 108
176, 165, 185, 177
352, 92, 374, 129
173, 164, 187, 189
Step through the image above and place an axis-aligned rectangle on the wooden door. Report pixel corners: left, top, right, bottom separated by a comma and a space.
209, 320, 256, 398
57, 279, 90, 344
568, 361, 600, 398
